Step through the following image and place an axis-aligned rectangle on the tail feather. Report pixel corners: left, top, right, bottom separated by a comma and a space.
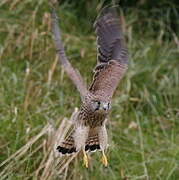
56, 135, 76, 154
56, 128, 102, 155
85, 132, 101, 152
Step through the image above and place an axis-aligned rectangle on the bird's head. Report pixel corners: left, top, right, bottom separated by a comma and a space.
83, 93, 112, 114
91, 100, 111, 113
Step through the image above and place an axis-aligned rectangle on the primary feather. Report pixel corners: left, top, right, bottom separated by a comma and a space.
94, 7, 128, 64
89, 7, 128, 98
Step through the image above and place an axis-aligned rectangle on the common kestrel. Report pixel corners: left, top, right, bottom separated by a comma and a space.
51, 6, 128, 167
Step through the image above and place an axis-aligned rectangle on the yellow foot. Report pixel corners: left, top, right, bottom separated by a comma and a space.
83, 149, 89, 168
101, 150, 108, 167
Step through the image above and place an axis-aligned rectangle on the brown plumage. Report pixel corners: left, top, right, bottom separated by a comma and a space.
52, 6, 129, 166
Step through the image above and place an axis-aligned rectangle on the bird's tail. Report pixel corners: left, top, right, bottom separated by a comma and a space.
56, 128, 101, 155
85, 131, 101, 152
56, 134, 77, 155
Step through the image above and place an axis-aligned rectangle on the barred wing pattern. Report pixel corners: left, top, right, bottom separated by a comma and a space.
89, 7, 128, 98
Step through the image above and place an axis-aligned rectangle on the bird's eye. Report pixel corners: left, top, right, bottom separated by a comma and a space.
93, 101, 100, 111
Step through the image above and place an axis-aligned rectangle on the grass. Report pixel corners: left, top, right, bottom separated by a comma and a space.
0, 0, 179, 179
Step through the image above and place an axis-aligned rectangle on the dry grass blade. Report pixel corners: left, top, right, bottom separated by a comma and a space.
0, 124, 52, 169
47, 55, 58, 85
39, 108, 79, 180
57, 154, 77, 176
0, 109, 78, 179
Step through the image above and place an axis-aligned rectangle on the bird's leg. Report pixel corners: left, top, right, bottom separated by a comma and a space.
82, 149, 89, 168
101, 150, 108, 167
98, 124, 108, 167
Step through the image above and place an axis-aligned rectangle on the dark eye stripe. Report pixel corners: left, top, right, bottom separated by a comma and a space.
108, 103, 110, 109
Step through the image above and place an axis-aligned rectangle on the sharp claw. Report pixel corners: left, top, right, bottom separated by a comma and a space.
83, 149, 89, 168
101, 150, 108, 167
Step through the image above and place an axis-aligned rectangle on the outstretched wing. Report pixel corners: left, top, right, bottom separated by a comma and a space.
89, 7, 128, 98
51, 8, 87, 99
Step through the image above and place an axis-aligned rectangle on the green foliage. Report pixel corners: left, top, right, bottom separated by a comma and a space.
0, 0, 179, 179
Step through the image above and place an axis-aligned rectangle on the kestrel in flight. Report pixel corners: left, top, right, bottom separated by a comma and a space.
51, 6, 128, 168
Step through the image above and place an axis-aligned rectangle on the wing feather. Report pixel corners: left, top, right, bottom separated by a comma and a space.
89, 7, 129, 98
51, 8, 87, 99
94, 7, 128, 63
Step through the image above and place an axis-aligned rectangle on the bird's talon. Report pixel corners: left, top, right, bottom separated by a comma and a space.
83, 149, 89, 168
101, 151, 108, 167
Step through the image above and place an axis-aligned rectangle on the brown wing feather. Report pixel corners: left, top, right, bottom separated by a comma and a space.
89, 7, 128, 97
90, 60, 127, 98
94, 7, 128, 64
51, 8, 87, 99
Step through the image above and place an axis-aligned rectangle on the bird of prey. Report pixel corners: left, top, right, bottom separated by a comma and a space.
51, 6, 128, 168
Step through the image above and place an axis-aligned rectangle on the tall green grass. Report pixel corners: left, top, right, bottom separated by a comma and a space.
0, 0, 179, 179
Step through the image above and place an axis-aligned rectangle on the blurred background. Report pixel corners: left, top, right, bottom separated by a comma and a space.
0, 0, 179, 179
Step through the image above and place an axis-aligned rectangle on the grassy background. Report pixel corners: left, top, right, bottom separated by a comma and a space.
0, 0, 179, 179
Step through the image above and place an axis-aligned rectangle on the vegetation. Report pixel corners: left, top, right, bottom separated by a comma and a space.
0, 0, 179, 179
